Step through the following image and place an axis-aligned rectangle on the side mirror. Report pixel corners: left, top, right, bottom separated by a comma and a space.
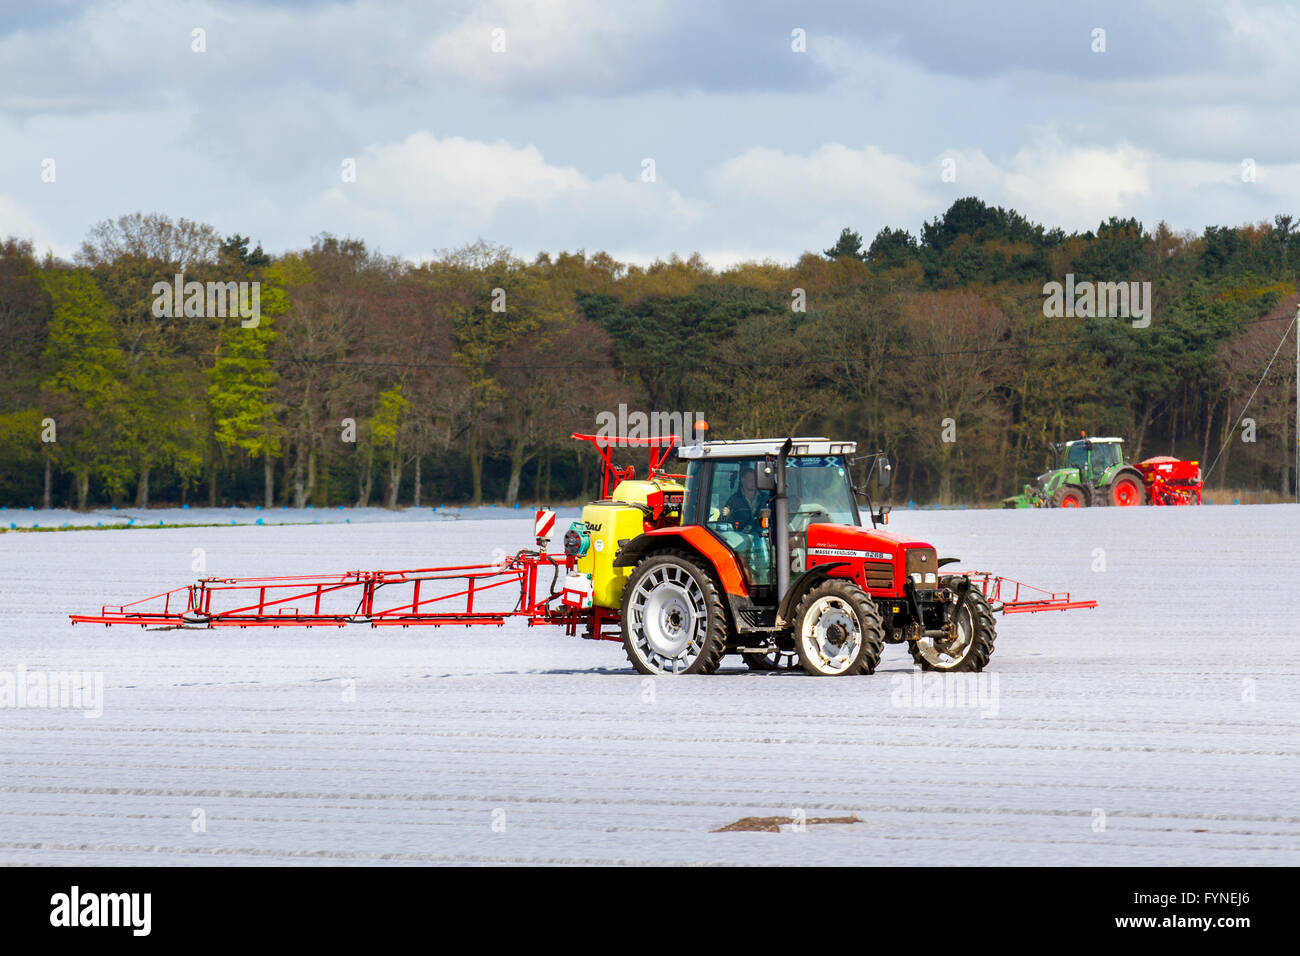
755, 457, 777, 491
876, 457, 892, 489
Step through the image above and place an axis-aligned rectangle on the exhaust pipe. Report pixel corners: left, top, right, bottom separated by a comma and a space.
774, 438, 792, 601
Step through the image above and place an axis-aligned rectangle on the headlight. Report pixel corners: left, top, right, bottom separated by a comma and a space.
905, 547, 937, 587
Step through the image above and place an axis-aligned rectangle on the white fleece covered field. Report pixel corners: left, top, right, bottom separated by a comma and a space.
1, 504, 1297, 865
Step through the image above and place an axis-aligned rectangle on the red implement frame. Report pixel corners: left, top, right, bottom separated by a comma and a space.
1136, 457, 1203, 506
571, 432, 683, 499
74, 557, 1092, 630
963, 571, 1098, 614
69, 549, 623, 641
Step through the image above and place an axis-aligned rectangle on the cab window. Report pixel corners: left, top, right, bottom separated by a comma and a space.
785, 456, 858, 526
704, 458, 773, 589
707, 459, 767, 532
1092, 443, 1120, 471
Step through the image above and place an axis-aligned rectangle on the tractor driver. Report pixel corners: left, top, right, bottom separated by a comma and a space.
721, 466, 768, 533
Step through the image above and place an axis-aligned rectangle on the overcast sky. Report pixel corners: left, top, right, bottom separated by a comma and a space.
4, 0, 1300, 266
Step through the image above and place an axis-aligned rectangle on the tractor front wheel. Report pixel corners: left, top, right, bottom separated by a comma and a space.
621, 550, 729, 675
909, 578, 997, 672
1051, 484, 1089, 508
1109, 471, 1145, 507
792, 580, 885, 676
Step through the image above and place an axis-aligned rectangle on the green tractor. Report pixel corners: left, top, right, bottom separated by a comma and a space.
1003, 436, 1146, 508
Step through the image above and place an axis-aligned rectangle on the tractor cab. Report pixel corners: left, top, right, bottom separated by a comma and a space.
1060, 437, 1124, 483
675, 438, 861, 599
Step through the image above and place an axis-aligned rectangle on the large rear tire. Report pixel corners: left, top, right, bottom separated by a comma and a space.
908, 576, 997, 672
1108, 470, 1145, 507
621, 550, 729, 675
792, 580, 885, 676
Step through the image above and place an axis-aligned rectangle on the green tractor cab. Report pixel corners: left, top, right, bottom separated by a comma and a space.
1003, 437, 1146, 508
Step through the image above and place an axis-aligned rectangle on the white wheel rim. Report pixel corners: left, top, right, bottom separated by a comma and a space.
629, 565, 707, 673
799, 596, 862, 674
916, 603, 974, 668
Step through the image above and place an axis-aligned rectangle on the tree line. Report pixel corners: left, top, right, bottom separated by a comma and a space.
1, 198, 1297, 510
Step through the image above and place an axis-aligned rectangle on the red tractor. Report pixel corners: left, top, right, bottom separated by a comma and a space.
585, 437, 997, 677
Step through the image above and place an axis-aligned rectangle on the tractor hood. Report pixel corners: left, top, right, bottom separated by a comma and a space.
804, 524, 942, 594
806, 523, 933, 558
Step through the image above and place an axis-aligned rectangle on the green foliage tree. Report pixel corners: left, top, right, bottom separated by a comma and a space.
38, 271, 126, 508
371, 384, 410, 508
220, 234, 271, 269
208, 257, 309, 507
824, 227, 867, 261
866, 227, 918, 267
2, 200, 1298, 508
208, 306, 281, 507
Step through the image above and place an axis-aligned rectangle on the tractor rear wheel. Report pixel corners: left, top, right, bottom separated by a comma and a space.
909, 577, 997, 672
620, 550, 729, 675
1051, 484, 1089, 508
1108, 470, 1145, 507
792, 580, 885, 677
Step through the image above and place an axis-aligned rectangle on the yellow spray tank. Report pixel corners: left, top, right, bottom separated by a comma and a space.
569, 477, 685, 609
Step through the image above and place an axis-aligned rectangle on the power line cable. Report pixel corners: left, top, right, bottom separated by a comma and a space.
1202, 312, 1298, 483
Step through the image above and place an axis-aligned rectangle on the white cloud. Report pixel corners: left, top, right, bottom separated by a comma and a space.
420, 0, 672, 94
303, 132, 704, 261
289, 127, 1300, 264
345, 132, 587, 217
709, 143, 934, 222
0, 195, 60, 255
0, 0, 686, 113
8, 2, 1300, 264
1223, 0, 1300, 69
1002, 134, 1152, 227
